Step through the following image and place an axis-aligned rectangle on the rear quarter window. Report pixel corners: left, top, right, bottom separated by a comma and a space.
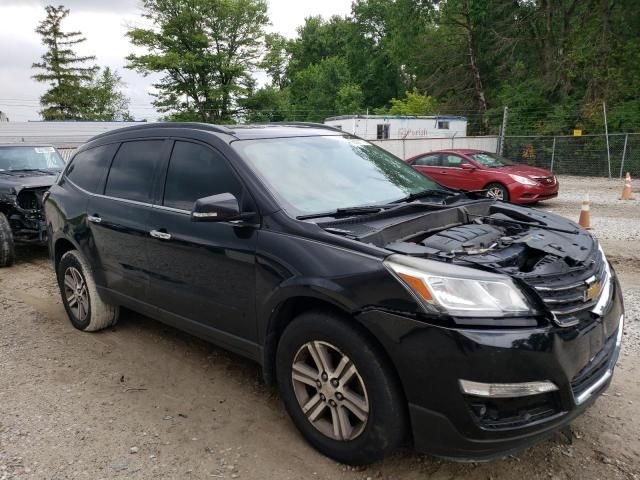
66, 144, 118, 193
413, 154, 440, 167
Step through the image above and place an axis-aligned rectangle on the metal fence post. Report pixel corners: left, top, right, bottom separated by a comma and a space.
619, 133, 629, 179
499, 106, 508, 155
603, 102, 612, 178
550, 137, 556, 172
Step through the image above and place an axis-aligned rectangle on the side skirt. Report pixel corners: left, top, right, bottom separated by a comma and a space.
98, 286, 263, 364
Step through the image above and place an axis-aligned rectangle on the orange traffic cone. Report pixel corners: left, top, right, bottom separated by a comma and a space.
620, 172, 635, 200
578, 194, 592, 229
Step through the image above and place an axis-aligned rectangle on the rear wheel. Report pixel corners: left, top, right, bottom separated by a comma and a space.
57, 250, 119, 331
0, 213, 15, 267
276, 310, 407, 465
485, 183, 509, 201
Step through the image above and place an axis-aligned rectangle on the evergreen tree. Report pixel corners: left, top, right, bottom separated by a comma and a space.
32, 5, 98, 120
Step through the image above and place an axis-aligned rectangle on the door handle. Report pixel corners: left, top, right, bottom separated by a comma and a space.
87, 214, 102, 224
150, 229, 172, 241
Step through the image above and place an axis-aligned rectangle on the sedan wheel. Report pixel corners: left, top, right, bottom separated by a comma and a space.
291, 341, 369, 441
485, 183, 509, 201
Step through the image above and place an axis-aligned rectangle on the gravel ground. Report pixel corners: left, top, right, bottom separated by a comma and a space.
0, 175, 639, 480
539, 175, 640, 244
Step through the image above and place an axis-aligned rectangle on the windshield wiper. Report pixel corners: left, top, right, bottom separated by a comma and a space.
390, 188, 457, 204
297, 206, 383, 220
4, 168, 57, 174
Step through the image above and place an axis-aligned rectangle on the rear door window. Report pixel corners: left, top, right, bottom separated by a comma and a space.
163, 141, 243, 211
66, 144, 118, 193
104, 140, 164, 203
413, 154, 441, 167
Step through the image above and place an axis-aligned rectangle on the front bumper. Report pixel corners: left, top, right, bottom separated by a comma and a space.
357, 276, 624, 461
508, 182, 559, 203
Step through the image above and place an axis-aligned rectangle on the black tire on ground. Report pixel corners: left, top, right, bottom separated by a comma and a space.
276, 309, 407, 465
56, 250, 119, 331
485, 182, 510, 201
0, 212, 15, 268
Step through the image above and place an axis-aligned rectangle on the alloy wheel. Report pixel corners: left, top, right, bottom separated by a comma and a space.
291, 341, 369, 441
63, 266, 89, 323
486, 187, 505, 200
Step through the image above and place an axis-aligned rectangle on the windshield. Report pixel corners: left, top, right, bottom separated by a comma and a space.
234, 135, 444, 216
469, 152, 515, 168
0, 146, 65, 172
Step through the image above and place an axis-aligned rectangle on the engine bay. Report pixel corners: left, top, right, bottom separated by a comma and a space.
320, 199, 596, 280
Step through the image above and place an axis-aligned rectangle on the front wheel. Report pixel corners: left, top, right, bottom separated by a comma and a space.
0, 212, 15, 267
276, 310, 407, 465
485, 183, 510, 201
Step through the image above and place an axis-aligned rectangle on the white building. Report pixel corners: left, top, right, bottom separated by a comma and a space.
324, 115, 467, 140
0, 121, 145, 144
0, 121, 146, 160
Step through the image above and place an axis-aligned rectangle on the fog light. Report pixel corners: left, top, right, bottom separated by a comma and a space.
459, 379, 559, 398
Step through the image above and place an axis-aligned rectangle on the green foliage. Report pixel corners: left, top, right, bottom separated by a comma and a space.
118, 0, 640, 132
32, 5, 99, 120
287, 57, 358, 122
260, 33, 290, 90
240, 85, 289, 122
126, 0, 269, 122
376, 89, 437, 116
81, 67, 133, 121
32, 5, 133, 121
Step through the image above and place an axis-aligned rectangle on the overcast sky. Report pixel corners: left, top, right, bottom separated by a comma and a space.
0, 0, 352, 122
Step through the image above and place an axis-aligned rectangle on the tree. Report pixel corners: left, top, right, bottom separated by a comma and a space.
32, 5, 98, 120
260, 33, 290, 89
288, 57, 360, 121
240, 85, 289, 122
81, 67, 133, 121
126, 0, 269, 123
376, 89, 437, 116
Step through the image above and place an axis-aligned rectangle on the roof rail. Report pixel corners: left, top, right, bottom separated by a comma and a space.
266, 122, 344, 132
89, 122, 235, 142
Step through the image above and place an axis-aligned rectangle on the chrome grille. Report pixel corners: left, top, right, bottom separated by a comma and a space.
531, 175, 556, 186
523, 250, 606, 327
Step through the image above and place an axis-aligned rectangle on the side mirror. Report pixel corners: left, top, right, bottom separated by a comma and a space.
461, 163, 476, 171
191, 193, 255, 223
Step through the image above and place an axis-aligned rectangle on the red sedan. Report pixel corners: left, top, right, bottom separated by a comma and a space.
407, 149, 559, 203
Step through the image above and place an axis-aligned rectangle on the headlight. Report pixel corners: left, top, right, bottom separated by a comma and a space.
384, 255, 535, 317
509, 174, 539, 186
592, 243, 613, 316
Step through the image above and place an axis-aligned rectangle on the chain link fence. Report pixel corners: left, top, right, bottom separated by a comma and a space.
502, 133, 640, 178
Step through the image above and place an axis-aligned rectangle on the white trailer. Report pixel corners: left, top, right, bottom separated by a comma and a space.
324, 115, 467, 140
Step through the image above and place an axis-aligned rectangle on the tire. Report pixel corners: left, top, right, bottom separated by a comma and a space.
276, 310, 407, 465
0, 212, 15, 268
56, 250, 119, 331
485, 183, 510, 201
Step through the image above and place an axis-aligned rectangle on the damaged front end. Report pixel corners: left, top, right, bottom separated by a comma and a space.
320, 199, 610, 329
1, 186, 49, 244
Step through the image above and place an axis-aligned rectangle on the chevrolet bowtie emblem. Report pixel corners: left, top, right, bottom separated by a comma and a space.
584, 281, 602, 302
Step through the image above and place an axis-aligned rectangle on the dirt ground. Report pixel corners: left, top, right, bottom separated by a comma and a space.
1, 176, 639, 480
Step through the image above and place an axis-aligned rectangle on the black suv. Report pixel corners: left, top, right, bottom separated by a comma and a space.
0, 144, 65, 266
45, 123, 624, 465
